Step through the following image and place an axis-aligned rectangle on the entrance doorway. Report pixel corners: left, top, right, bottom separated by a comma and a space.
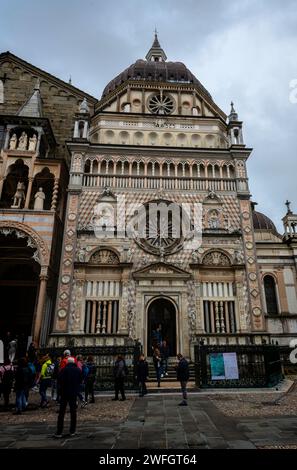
147, 297, 177, 356
0, 232, 40, 356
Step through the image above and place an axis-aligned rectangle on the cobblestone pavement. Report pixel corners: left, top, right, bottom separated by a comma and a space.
1, 395, 297, 449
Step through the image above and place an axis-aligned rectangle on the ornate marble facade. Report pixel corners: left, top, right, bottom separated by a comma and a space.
1, 38, 296, 355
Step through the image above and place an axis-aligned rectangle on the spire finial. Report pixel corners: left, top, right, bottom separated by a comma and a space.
228, 100, 238, 122
69, 75, 72, 85
285, 200, 292, 214
146, 31, 167, 62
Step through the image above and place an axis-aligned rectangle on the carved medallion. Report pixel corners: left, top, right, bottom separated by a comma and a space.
58, 309, 67, 319
89, 249, 120, 265
202, 251, 231, 266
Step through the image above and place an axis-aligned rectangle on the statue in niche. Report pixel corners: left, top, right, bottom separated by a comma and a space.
78, 247, 86, 262
209, 210, 220, 229
93, 203, 114, 230
9, 133, 17, 150
11, 182, 26, 208
34, 187, 45, 210
234, 250, 244, 264
17, 132, 28, 151
28, 134, 37, 151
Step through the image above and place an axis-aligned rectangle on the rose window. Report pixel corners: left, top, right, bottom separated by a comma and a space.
148, 94, 175, 115
132, 200, 189, 256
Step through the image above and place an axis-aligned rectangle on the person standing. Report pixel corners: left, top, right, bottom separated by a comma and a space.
54, 357, 82, 438
60, 349, 77, 370
112, 355, 127, 401
85, 355, 96, 404
14, 357, 30, 414
51, 356, 61, 402
136, 354, 149, 397
76, 355, 88, 408
175, 353, 190, 406
39, 354, 53, 408
153, 348, 162, 387
27, 342, 37, 363
160, 340, 170, 377
0, 359, 15, 409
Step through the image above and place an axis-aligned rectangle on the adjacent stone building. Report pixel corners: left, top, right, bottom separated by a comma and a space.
0, 36, 296, 356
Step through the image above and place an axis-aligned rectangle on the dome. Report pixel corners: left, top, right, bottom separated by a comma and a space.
252, 211, 278, 234
102, 59, 212, 99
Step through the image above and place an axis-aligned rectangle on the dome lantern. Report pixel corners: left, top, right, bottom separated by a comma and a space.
145, 30, 167, 63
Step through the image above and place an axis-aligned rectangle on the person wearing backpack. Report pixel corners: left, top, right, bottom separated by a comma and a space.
0, 359, 15, 409
85, 355, 96, 404
112, 355, 127, 401
39, 354, 53, 408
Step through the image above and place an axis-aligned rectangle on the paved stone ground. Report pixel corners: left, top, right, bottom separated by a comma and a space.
1, 395, 297, 449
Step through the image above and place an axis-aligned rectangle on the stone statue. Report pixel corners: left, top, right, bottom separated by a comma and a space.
34, 187, 45, 210
9, 133, 17, 150
17, 132, 28, 150
79, 97, 89, 113
78, 247, 86, 262
11, 182, 26, 208
28, 133, 37, 151
8, 339, 17, 363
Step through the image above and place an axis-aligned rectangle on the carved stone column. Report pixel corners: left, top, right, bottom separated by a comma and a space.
119, 268, 130, 334
0, 176, 5, 200
25, 176, 34, 209
51, 178, 59, 211
32, 268, 49, 345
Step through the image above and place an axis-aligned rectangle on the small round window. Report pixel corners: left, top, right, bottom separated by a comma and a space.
148, 93, 175, 115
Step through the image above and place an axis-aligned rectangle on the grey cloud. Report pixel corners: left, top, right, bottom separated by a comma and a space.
1, 0, 296, 230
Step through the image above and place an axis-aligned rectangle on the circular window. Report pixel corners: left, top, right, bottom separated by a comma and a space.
148, 94, 175, 115
132, 200, 190, 256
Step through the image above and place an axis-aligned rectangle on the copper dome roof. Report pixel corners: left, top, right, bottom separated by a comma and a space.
101, 59, 212, 99
252, 211, 278, 234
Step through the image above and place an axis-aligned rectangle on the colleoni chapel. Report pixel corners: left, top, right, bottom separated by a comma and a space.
0, 35, 296, 358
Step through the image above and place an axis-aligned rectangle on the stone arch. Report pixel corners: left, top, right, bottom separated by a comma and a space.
0, 221, 50, 266
202, 249, 232, 266
87, 247, 120, 265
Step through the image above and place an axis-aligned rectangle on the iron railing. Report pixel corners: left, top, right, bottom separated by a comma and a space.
39, 343, 142, 390
194, 344, 283, 388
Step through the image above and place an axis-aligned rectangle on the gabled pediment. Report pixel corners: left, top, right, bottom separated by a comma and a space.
133, 262, 191, 279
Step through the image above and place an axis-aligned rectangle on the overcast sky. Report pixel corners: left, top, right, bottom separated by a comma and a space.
1, 0, 296, 231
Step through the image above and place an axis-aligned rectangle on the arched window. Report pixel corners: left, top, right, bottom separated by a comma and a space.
1, 159, 29, 208
264, 275, 278, 315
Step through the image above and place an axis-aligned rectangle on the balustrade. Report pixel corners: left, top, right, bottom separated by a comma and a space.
82, 173, 237, 191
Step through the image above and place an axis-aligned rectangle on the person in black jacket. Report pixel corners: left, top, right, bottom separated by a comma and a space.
136, 354, 149, 397
54, 357, 82, 438
175, 353, 190, 406
14, 357, 31, 414
112, 355, 127, 401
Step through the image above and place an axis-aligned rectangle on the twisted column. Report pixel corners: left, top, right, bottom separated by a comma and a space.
51, 178, 59, 211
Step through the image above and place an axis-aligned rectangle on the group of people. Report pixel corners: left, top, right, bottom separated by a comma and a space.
0, 339, 191, 437
135, 352, 190, 406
